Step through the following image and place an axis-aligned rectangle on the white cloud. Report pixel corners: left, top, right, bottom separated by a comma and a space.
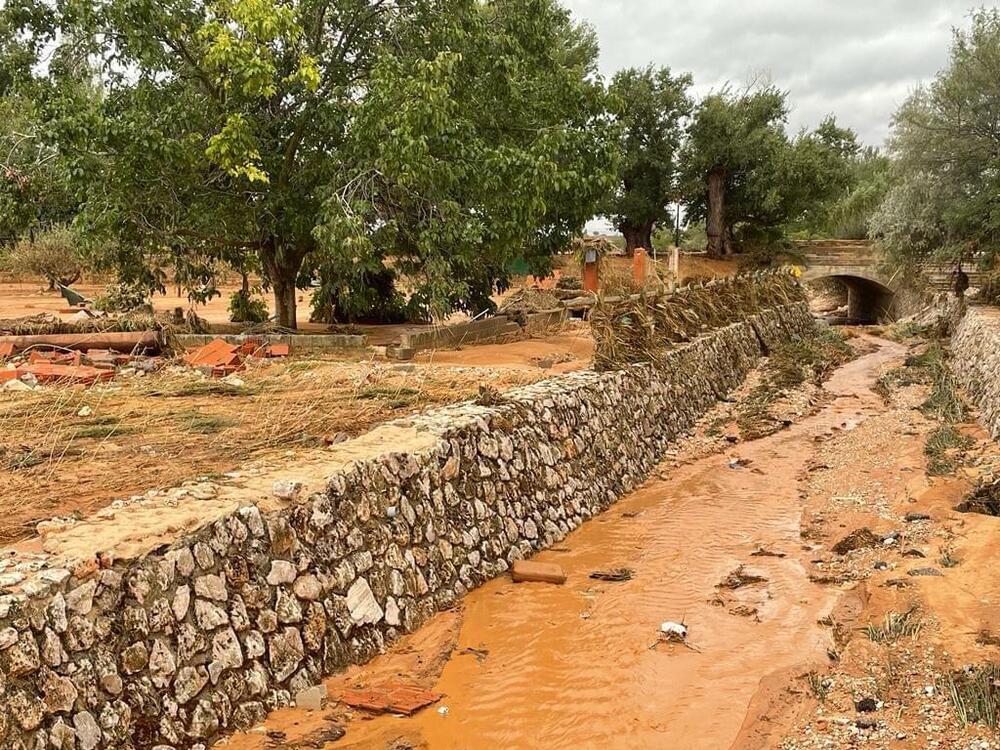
563, 0, 975, 146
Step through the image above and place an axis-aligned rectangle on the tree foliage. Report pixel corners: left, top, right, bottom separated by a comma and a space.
7, 224, 84, 287
870, 9, 1000, 271
0, 95, 79, 242
812, 147, 890, 240
680, 83, 860, 258
1, 0, 614, 326
603, 66, 691, 253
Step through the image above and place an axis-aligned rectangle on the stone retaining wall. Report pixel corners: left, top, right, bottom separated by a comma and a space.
0, 303, 814, 750
950, 304, 1000, 438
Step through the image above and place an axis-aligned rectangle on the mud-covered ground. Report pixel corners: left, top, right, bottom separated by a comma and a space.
215, 330, 1000, 750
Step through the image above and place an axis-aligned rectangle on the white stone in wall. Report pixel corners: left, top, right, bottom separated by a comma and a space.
346, 578, 383, 625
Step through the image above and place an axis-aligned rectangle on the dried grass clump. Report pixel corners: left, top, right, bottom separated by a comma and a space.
864, 609, 923, 643
0, 311, 166, 336
590, 270, 804, 371
944, 664, 1000, 728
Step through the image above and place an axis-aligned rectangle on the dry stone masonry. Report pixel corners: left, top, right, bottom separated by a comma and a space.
950, 304, 1000, 438
0, 303, 814, 750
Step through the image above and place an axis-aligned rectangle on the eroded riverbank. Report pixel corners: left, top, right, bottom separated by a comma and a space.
220, 333, 1000, 750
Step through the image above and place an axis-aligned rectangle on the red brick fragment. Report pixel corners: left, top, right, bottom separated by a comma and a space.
16, 363, 115, 385
183, 339, 241, 369
511, 560, 567, 584
340, 682, 441, 715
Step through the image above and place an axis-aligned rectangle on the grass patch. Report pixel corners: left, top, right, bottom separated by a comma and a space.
864, 609, 923, 644
943, 664, 1000, 728
939, 547, 960, 568
3, 449, 46, 470
357, 386, 420, 401
924, 425, 973, 476
770, 328, 855, 388
806, 672, 830, 702
71, 416, 134, 440
175, 411, 238, 435
884, 321, 929, 342
922, 358, 966, 422
72, 424, 132, 440
875, 342, 966, 423
144, 380, 255, 398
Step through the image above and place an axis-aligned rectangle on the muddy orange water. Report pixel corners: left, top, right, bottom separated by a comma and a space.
224, 336, 905, 750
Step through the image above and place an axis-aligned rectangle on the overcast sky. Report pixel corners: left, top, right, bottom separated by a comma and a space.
563, 0, 976, 147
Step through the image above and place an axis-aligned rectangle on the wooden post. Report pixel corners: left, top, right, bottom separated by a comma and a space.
669, 246, 679, 292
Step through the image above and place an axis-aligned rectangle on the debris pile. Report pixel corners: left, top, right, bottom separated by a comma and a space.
1, 346, 159, 388
182, 338, 289, 377
498, 287, 563, 316
590, 270, 805, 371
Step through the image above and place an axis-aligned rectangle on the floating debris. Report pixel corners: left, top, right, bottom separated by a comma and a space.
589, 568, 634, 582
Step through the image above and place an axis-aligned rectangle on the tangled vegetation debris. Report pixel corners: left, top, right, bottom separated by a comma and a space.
590, 270, 804, 371
956, 476, 1000, 516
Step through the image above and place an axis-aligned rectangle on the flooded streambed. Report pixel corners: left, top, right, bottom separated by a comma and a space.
225, 337, 913, 750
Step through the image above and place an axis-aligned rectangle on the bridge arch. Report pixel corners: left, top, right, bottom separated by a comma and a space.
803, 273, 896, 323
795, 241, 897, 323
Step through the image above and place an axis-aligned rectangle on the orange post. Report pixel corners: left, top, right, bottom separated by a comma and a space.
632, 248, 648, 286
582, 246, 600, 293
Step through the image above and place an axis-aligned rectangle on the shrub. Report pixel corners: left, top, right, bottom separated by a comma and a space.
228, 291, 270, 324
7, 226, 84, 288
94, 279, 152, 312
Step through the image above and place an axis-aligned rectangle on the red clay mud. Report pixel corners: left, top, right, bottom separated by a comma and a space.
222, 335, 912, 750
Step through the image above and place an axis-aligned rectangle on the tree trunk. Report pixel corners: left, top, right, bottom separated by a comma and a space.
260, 241, 305, 330
706, 167, 728, 257
621, 222, 654, 254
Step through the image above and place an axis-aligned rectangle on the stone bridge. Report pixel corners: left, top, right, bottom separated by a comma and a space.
796, 240, 898, 322
796, 239, 987, 322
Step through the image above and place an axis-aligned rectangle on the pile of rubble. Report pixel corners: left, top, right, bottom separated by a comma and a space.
0, 337, 289, 391
182, 339, 289, 377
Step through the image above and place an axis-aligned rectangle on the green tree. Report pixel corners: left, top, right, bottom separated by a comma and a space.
680, 83, 858, 258
815, 147, 890, 240
2, 0, 613, 327
604, 66, 692, 253
0, 95, 78, 242
870, 9, 1000, 272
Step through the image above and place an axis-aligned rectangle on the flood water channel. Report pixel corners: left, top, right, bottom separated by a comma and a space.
227, 335, 907, 750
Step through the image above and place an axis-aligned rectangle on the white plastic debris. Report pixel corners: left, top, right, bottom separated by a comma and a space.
77, 406, 93, 417
221, 375, 245, 387
660, 621, 688, 639
437, 706, 449, 716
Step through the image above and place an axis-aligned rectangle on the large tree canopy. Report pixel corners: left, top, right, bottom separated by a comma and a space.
1, 0, 613, 325
870, 9, 1000, 272
603, 66, 691, 254
680, 83, 859, 258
